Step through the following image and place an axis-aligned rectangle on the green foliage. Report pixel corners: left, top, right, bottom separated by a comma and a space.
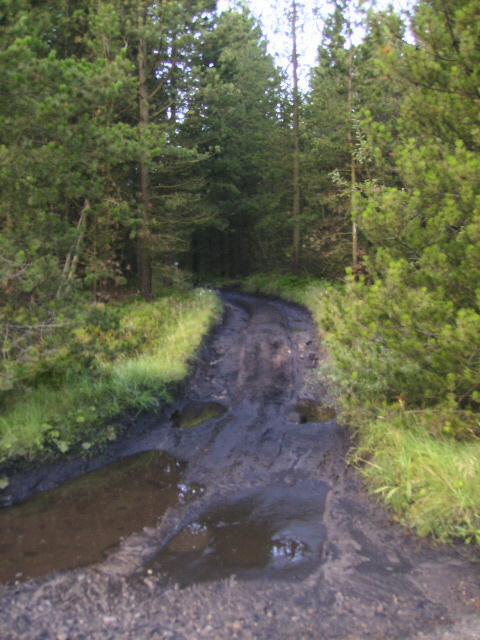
351, 416, 480, 543
302, 1, 404, 280
0, 289, 222, 465
0, 0, 218, 306
323, 0, 480, 420
0, 0, 144, 313
318, 273, 480, 419
242, 272, 330, 306
0, 0, 225, 402
314, 271, 480, 544
182, 7, 291, 278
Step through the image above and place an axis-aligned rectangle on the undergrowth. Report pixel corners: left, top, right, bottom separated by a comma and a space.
352, 414, 480, 543
0, 288, 222, 466
241, 272, 332, 307
244, 273, 480, 544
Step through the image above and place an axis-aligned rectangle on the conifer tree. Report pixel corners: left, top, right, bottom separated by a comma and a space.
0, 0, 135, 307
361, 0, 480, 308
320, 0, 480, 428
303, 0, 387, 278
180, 6, 288, 278
0, 0, 216, 387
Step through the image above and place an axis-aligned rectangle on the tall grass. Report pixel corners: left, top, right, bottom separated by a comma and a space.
0, 289, 222, 465
353, 415, 480, 542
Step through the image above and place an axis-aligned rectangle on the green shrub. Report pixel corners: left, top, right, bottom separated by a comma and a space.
312, 275, 480, 543
317, 268, 480, 429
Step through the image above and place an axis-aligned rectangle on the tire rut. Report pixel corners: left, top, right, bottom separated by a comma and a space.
0, 292, 479, 639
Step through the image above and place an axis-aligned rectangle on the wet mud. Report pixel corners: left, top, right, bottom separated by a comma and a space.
0, 291, 479, 639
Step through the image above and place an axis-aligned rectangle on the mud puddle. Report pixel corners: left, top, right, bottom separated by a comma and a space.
148, 482, 329, 587
172, 400, 228, 428
294, 399, 336, 423
0, 451, 203, 584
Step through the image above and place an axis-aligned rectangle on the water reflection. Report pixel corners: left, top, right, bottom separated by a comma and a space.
150, 482, 328, 586
270, 537, 310, 564
0, 451, 200, 584
294, 400, 336, 423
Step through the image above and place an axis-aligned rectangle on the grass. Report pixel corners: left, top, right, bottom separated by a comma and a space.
241, 273, 480, 544
0, 288, 222, 466
353, 414, 480, 543
241, 272, 332, 308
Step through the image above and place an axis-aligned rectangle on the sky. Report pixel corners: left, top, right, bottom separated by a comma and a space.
216, 0, 415, 89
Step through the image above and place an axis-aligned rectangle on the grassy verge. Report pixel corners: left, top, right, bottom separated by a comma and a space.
241, 272, 332, 306
352, 414, 480, 543
242, 274, 480, 544
0, 289, 222, 467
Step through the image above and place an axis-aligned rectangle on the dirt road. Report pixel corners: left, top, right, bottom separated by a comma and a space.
0, 292, 479, 639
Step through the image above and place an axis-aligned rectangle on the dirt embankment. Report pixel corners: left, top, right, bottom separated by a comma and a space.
0, 292, 479, 639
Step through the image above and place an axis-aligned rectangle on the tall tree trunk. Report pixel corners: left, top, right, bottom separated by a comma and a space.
57, 199, 89, 298
347, 27, 358, 272
138, 5, 152, 300
291, 0, 301, 276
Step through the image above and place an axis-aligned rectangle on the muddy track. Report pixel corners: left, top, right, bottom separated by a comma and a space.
0, 292, 479, 639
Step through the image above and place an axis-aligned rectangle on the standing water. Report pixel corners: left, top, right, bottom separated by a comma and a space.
0, 451, 202, 584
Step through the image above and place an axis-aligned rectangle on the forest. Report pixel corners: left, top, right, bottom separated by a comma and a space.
1, 0, 479, 542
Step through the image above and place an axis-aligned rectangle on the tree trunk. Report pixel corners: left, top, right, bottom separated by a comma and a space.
347, 32, 358, 273
137, 5, 152, 301
57, 199, 89, 298
291, 0, 301, 276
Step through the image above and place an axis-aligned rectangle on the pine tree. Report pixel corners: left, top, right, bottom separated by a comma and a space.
180, 6, 289, 278
319, 0, 480, 429
0, 0, 216, 388
360, 0, 480, 308
302, 0, 402, 279
0, 0, 136, 307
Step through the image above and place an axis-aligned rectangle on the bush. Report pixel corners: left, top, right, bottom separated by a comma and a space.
317, 267, 480, 434
312, 275, 480, 543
